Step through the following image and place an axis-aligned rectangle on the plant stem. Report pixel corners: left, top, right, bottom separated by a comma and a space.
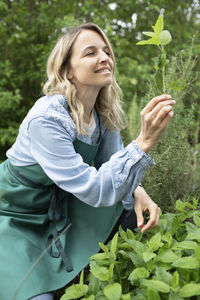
162, 64, 166, 94
161, 45, 166, 94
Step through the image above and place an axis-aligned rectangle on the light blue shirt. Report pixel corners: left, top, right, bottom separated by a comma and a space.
6, 94, 154, 210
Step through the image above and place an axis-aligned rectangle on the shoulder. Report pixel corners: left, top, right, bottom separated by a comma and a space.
27, 94, 76, 140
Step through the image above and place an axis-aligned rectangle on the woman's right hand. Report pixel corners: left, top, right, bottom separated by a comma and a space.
135, 94, 176, 153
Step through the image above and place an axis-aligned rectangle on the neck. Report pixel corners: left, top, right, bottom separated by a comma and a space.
77, 87, 100, 124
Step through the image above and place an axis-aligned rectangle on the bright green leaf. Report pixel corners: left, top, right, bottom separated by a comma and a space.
152, 15, 164, 35
160, 30, 172, 45
128, 267, 149, 283
99, 242, 109, 253
156, 249, 179, 263
143, 251, 156, 263
147, 232, 162, 252
193, 215, 200, 227
121, 293, 131, 300
172, 271, 179, 289
90, 261, 111, 281
147, 287, 161, 300
103, 283, 122, 300
172, 241, 197, 250
111, 232, 118, 254
136, 36, 161, 46
155, 267, 173, 286
90, 252, 116, 266
61, 284, 88, 300
179, 283, 200, 297
142, 279, 170, 293
172, 256, 199, 269
82, 296, 95, 300
142, 31, 157, 37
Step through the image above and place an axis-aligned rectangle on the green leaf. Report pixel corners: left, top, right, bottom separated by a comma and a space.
128, 252, 145, 267
147, 288, 161, 300
155, 267, 173, 286
172, 256, 199, 269
162, 232, 172, 247
152, 15, 164, 35
121, 293, 131, 300
90, 252, 116, 266
185, 222, 200, 240
99, 242, 109, 253
128, 267, 149, 283
193, 215, 200, 227
61, 284, 88, 300
172, 271, 179, 289
136, 36, 160, 46
126, 239, 147, 256
103, 283, 122, 300
90, 261, 111, 281
142, 279, 170, 293
82, 296, 95, 300
160, 30, 172, 45
147, 232, 162, 252
172, 241, 197, 250
142, 31, 157, 37
169, 79, 187, 91
111, 232, 118, 254
126, 229, 135, 240
179, 283, 200, 297
195, 245, 200, 262
156, 249, 179, 263
143, 251, 156, 263
87, 273, 99, 295
80, 270, 84, 286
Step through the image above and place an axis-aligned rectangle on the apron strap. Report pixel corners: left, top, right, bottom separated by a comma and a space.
8, 161, 73, 272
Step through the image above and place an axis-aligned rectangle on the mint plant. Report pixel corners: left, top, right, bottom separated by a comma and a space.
136, 15, 172, 94
61, 197, 200, 299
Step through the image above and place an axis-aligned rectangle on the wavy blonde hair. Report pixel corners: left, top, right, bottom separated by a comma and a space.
43, 23, 126, 135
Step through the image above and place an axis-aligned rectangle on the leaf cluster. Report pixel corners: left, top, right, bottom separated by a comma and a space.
61, 197, 200, 300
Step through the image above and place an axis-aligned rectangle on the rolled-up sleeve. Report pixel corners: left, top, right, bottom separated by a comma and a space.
94, 129, 154, 209
28, 115, 154, 208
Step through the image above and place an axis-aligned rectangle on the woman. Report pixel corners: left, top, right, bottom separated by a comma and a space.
0, 23, 175, 300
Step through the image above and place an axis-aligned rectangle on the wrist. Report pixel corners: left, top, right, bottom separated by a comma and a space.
135, 136, 151, 153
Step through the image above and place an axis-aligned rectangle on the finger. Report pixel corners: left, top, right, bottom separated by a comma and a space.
150, 100, 176, 120
141, 94, 172, 115
153, 105, 174, 127
155, 206, 161, 226
134, 205, 144, 229
141, 204, 158, 233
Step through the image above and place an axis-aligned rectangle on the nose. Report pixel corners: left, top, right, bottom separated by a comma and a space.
98, 50, 109, 63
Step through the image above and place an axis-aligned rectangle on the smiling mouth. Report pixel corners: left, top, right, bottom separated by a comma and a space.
95, 68, 111, 73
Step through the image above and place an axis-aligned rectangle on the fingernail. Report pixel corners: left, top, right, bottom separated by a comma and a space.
172, 100, 176, 104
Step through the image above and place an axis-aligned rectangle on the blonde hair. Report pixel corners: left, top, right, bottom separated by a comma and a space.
43, 23, 126, 135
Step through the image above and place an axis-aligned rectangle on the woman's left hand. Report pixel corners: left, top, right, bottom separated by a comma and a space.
133, 186, 161, 233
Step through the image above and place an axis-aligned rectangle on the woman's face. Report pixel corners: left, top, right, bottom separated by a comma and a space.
68, 29, 114, 93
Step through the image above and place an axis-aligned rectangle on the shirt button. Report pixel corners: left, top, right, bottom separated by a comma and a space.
115, 182, 120, 189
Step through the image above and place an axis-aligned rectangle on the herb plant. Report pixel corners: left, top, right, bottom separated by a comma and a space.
136, 14, 172, 94
61, 198, 200, 300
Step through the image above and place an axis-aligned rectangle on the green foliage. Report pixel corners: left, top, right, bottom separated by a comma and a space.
61, 198, 200, 299
126, 45, 200, 212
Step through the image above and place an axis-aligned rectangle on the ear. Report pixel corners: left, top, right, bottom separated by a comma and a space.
67, 70, 73, 80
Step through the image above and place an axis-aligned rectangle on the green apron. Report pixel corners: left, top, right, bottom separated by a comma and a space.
0, 137, 123, 300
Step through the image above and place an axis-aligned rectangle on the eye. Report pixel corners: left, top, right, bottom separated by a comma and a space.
86, 51, 95, 56
105, 50, 111, 56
